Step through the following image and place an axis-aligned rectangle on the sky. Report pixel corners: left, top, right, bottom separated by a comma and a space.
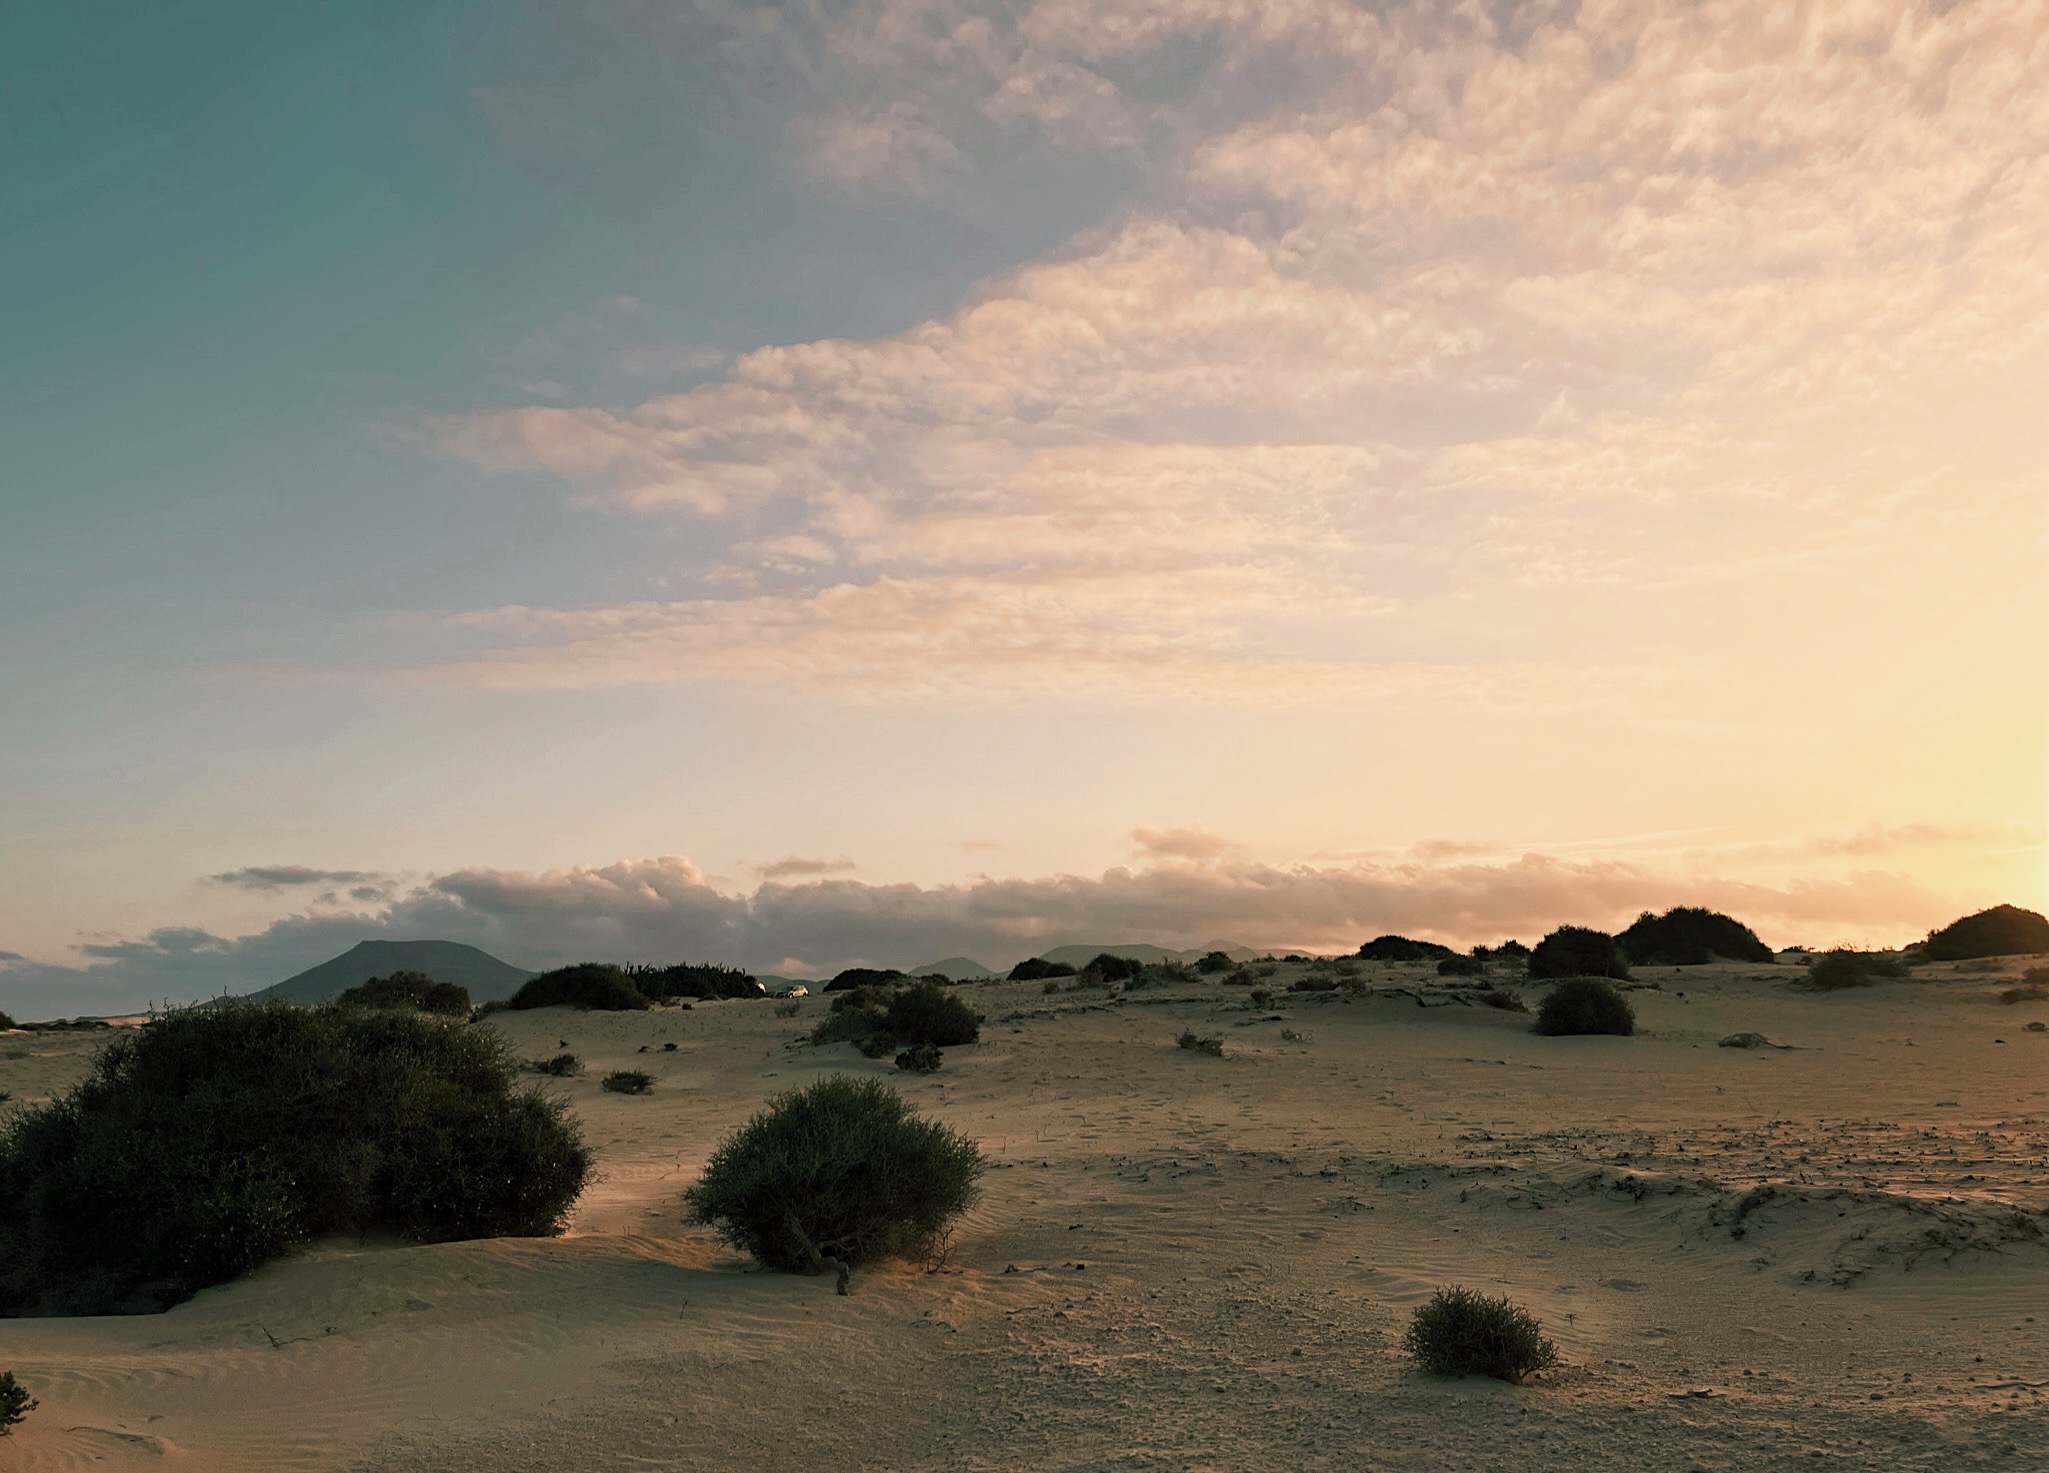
2, 0, 2044, 1016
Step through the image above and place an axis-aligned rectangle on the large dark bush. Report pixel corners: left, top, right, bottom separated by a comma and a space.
507, 964, 650, 1012
0, 1011, 15, 1031
1006, 957, 1077, 982
1919, 904, 2049, 962
1528, 926, 1630, 980
1619, 907, 1774, 966
883, 982, 980, 1048
627, 962, 764, 1001
1531, 978, 1635, 1036
824, 967, 904, 993
1083, 952, 1144, 983
0, 1002, 591, 1316
683, 1075, 983, 1290
1403, 1286, 1559, 1383
1437, 954, 1485, 977
1356, 935, 1456, 963
337, 970, 473, 1015
1807, 948, 1906, 990
1195, 950, 1235, 974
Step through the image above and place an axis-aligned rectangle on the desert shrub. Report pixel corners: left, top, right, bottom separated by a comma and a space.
1082, 953, 1144, 983
895, 1044, 942, 1073
1619, 907, 1773, 966
1920, 904, 2049, 962
1356, 935, 1456, 963
627, 962, 763, 1001
1437, 954, 1485, 977
1479, 987, 1528, 1012
1289, 977, 1339, 992
0, 1371, 34, 1434
1041, 979, 1060, 994
830, 984, 892, 1014
824, 967, 905, 993
0, 1011, 17, 1031
1195, 950, 1235, 973
0, 1001, 590, 1316
601, 1070, 653, 1095
884, 982, 980, 1048
1808, 948, 1906, 990
531, 1052, 581, 1077
1248, 987, 1274, 1007
2000, 968, 2049, 1004
507, 964, 650, 1012
1532, 978, 1635, 1036
773, 1000, 802, 1019
337, 971, 472, 1016
1007, 957, 1076, 982
1177, 1031, 1224, 1056
684, 1075, 982, 1287
1403, 1286, 1559, 1383
809, 1007, 893, 1055
1528, 926, 1630, 980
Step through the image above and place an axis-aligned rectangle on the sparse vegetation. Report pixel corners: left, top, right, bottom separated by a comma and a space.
1808, 948, 1907, 990
894, 1044, 942, 1073
1007, 957, 1077, 982
530, 1052, 581, 1077
0, 1370, 35, 1434
506, 964, 651, 1012
1619, 907, 1774, 966
773, 1000, 802, 1019
1402, 1286, 1560, 1383
1531, 978, 1635, 1036
1919, 904, 2049, 962
683, 1075, 983, 1291
1479, 987, 1528, 1012
0, 1001, 591, 1316
2000, 968, 2049, 1004
601, 1070, 653, 1095
1177, 1031, 1225, 1056
337, 970, 472, 1015
1528, 926, 1630, 980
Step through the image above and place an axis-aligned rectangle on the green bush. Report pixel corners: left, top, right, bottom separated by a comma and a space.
683, 1076, 983, 1289
883, 982, 980, 1048
507, 964, 650, 1012
627, 961, 763, 1001
337, 970, 472, 1016
808, 1007, 894, 1056
1195, 950, 1235, 973
1619, 907, 1773, 966
1807, 949, 1906, 990
1528, 926, 1630, 980
1532, 978, 1635, 1036
1403, 1286, 1559, 1383
531, 1052, 581, 1077
1920, 904, 2049, 961
895, 1043, 942, 1073
601, 1070, 653, 1095
1177, 1031, 1224, 1056
1007, 957, 1076, 982
1083, 953, 1144, 983
0, 1370, 34, 1434
0, 1001, 591, 1316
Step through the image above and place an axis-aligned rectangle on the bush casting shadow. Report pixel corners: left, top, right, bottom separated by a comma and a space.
1532, 978, 1635, 1036
1619, 907, 1773, 966
684, 1075, 983, 1293
0, 1001, 591, 1317
1529, 926, 1630, 980
507, 964, 650, 1012
1403, 1286, 1559, 1383
601, 1070, 653, 1095
1919, 904, 2049, 962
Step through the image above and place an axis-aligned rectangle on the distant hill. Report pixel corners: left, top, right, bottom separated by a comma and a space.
251, 940, 535, 1005
910, 956, 999, 979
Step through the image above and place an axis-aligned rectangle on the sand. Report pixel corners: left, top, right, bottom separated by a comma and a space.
3, 959, 2045, 1471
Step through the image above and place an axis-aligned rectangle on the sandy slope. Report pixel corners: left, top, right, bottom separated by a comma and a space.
3, 960, 2045, 1471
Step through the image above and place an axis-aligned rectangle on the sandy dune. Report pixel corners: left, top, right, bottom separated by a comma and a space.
4, 960, 2045, 1471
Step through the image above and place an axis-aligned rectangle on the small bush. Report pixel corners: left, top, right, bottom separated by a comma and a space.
531, 1052, 581, 1077
1007, 957, 1076, 982
1532, 978, 1635, 1036
1195, 950, 1235, 974
1248, 987, 1274, 1007
1529, 926, 1630, 980
773, 1000, 802, 1019
1289, 977, 1339, 992
1083, 952, 1145, 983
0, 1011, 16, 1031
684, 1075, 982, 1288
1042, 979, 1060, 995
895, 1044, 942, 1073
1808, 948, 1906, 990
2000, 968, 2049, 1004
1437, 955, 1485, 977
507, 964, 650, 1012
1479, 987, 1528, 1012
1403, 1286, 1559, 1383
1177, 1031, 1224, 1057
808, 1006, 894, 1056
1920, 904, 2049, 962
601, 1070, 653, 1095
884, 982, 980, 1048
0, 1001, 590, 1316
0, 1370, 35, 1434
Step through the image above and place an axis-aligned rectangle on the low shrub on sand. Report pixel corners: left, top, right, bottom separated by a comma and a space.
627, 962, 763, 1001
601, 1070, 653, 1095
1531, 978, 1635, 1036
1403, 1286, 1559, 1383
337, 970, 472, 1016
884, 983, 980, 1048
1177, 1031, 1225, 1056
895, 1043, 942, 1073
773, 1000, 802, 1019
1196, 950, 1235, 974
1007, 957, 1076, 982
1919, 904, 2049, 962
1619, 906, 1773, 966
1807, 949, 1906, 990
1289, 977, 1339, 992
0, 1002, 591, 1316
0, 1011, 16, 1031
1529, 926, 1630, 980
684, 1075, 983, 1292
0, 1371, 34, 1434
507, 964, 650, 1012
1479, 987, 1528, 1012
531, 1052, 581, 1077
1997, 970, 2047, 1004
1436, 954, 1486, 977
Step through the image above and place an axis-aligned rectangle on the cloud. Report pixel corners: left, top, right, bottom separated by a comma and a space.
752, 855, 858, 880
2, 848, 2000, 1020
207, 866, 388, 892
1132, 825, 1231, 861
